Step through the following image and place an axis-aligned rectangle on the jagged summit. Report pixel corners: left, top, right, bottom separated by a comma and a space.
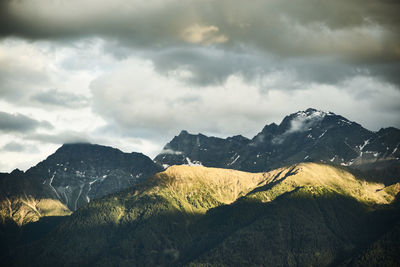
10, 168, 24, 176
178, 130, 190, 136
55, 142, 122, 155
155, 109, 400, 184
21, 143, 163, 211
292, 108, 333, 117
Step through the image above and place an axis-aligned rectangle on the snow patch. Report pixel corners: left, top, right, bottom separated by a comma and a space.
393, 144, 399, 154
48, 173, 60, 199
359, 139, 370, 151
86, 179, 98, 203
228, 155, 240, 165
75, 170, 85, 177
318, 130, 327, 138
185, 157, 202, 166
338, 119, 352, 125
74, 184, 84, 210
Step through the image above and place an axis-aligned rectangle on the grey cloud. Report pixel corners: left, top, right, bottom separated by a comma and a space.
89, 57, 400, 141
0, 0, 399, 87
1, 141, 39, 153
28, 131, 93, 145
0, 0, 399, 59
0, 111, 53, 133
145, 46, 356, 87
2, 141, 24, 152
31, 89, 89, 108
0, 58, 49, 102
142, 45, 399, 88
103, 33, 399, 89
146, 46, 271, 86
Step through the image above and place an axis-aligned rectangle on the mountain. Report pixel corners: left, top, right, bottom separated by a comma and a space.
25, 143, 163, 211
0, 143, 163, 226
7, 163, 400, 266
155, 108, 400, 185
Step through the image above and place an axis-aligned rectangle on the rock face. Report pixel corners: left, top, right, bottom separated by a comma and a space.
155, 108, 400, 184
1, 144, 164, 217
24, 143, 164, 211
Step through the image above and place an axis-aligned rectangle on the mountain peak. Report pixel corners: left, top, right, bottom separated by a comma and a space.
292, 108, 334, 119
179, 130, 189, 136
24, 142, 163, 211
55, 143, 122, 156
10, 168, 24, 176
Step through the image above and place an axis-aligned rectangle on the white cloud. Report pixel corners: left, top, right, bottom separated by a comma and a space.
91, 55, 400, 143
90, 57, 275, 138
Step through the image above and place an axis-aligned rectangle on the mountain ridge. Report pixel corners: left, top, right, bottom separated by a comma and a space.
155, 108, 400, 185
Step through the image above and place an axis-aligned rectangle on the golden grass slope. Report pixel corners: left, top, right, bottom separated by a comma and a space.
148, 163, 399, 214
0, 196, 71, 226
247, 162, 399, 205
148, 165, 268, 213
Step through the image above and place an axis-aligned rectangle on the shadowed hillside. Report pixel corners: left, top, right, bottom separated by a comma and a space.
5, 163, 399, 266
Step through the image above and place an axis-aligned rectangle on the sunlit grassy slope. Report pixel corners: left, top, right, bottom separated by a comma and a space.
8, 163, 400, 266
0, 196, 71, 226
246, 162, 398, 204
150, 163, 398, 211
150, 165, 268, 212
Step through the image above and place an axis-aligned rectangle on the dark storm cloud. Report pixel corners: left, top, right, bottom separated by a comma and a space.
1, 1, 399, 55
143, 46, 358, 86
31, 89, 89, 108
1, 1, 399, 77
0, 111, 53, 133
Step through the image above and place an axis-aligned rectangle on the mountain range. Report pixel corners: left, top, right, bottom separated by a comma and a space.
1, 108, 399, 266
6, 163, 400, 266
155, 108, 400, 185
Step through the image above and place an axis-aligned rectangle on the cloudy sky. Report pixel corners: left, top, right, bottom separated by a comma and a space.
1, 0, 400, 172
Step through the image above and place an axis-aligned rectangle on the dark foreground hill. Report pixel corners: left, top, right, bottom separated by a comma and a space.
5, 163, 400, 266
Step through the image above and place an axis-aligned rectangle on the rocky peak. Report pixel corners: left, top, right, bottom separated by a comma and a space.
178, 130, 190, 136
23, 143, 163, 211
10, 168, 24, 176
